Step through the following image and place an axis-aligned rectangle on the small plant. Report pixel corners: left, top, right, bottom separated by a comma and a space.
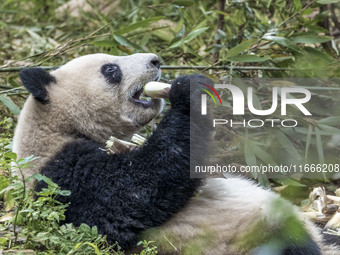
0, 139, 157, 254
0, 151, 121, 254
0, 116, 156, 255
134, 240, 158, 255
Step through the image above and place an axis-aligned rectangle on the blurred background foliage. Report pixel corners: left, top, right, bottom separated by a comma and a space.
1, 0, 340, 253
1, 0, 340, 200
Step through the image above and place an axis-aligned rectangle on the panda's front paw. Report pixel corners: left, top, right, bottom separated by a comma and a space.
169, 74, 213, 113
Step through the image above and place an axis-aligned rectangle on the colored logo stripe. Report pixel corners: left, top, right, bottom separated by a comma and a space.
200, 82, 222, 106
201, 88, 217, 106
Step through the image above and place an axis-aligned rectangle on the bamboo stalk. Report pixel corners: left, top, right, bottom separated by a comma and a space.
0, 65, 295, 72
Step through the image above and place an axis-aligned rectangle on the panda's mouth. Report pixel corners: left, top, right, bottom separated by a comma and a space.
130, 86, 154, 107
130, 73, 161, 108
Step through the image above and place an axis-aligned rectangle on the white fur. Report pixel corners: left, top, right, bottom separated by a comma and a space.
13, 53, 162, 179
13, 54, 339, 254
140, 177, 339, 254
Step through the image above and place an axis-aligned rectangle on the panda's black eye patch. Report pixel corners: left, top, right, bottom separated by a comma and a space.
101, 64, 122, 84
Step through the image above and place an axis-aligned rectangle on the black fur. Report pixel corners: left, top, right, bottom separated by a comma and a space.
36, 75, 211, 250
282, 237, 321, 255
19, 67, 55, 104
101, 63, 122, 84
323, 232, 340, 246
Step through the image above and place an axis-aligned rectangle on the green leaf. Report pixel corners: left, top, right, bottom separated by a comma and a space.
48, 211, 60, 221
139, 33, 151, 48
0, 95, 21, 115
184, 27, 209, 43
169, 40, 184, 48
172, 0, 195, 6
0, 186, 14, 196
290, 35, 333, 44
265, 0, 273, 8
263, 35, 301, 53
273, 130, 300, 159
226, 39, 257, 59
17, 155, 39, 166
318, 125, 340, 134
4, 190, 15, 211
248, 89, 262, 110
91, 226, 98, 236
0, 237, 8, 246
304, 24, 330, 34
169, 27, 209, 48
73, 242, 83, 250
8, 76, 21, 88
314, 127, 324, 164
4, 152, 17, 160
152, 29, 174, 42
169, 25, 185, 45
115, 16, 165, 35
91, 40, 118, 47
0, 176, 9, 199
59, 190, 71, 196
213, 10, 229, 16
317, 0, 340, 4
244, 142, 257, 166
32, 173, 55, 186
113, 35, 143, 51
276, 178, 306, 187
79, 223, 91, 234
0, 212, 14, 223
318, 116, 340, 126
227, 55, 271, 62
305, 125, 313, 160
293, 0, 302, 10
84, 242, 101, 255
248, 142, 277, 165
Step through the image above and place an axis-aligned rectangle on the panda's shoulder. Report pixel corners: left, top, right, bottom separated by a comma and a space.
42, 139, 108, 173
58, 139, 105, 158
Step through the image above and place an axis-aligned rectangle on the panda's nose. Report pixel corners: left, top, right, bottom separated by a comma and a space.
150, 57, 160, 69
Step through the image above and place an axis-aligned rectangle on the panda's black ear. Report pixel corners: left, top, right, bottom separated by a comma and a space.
19, 67, 55, 104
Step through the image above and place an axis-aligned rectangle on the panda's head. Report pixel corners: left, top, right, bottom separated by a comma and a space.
19, 53, 163, 142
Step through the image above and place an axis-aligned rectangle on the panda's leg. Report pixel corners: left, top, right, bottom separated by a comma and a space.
139, 178, 334, 255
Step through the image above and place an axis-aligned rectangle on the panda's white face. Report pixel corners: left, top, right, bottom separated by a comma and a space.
44, 53, 164, 141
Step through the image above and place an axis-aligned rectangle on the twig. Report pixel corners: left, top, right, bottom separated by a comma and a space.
213, 0, 226, 64
330, 4, 340, 31
162, 65, 295, 71
318, 4, 334, 54
0, 65, 295, 73
0, 33, 110, 69
12, 165, 26, 246
0, 87, 26, 94
278, 0, 316, 27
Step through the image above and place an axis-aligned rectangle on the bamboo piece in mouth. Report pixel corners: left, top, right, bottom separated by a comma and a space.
143, 81, 171, 98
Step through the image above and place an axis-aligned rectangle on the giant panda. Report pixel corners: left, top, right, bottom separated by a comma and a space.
13, 53, 339, 254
